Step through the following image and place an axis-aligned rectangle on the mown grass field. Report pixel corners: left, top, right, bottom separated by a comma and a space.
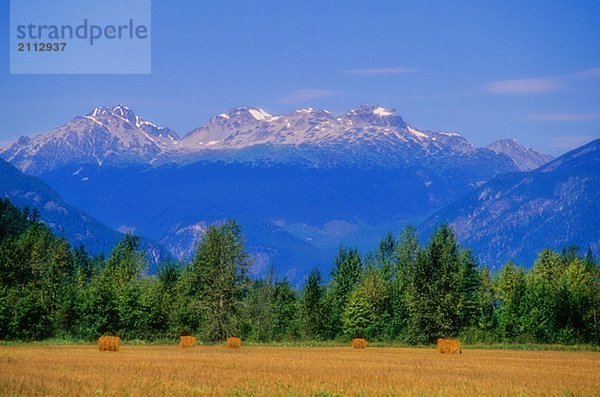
0, 345, 598, 396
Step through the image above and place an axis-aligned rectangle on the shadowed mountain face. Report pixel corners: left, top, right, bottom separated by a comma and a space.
0, 158, 169, 269
1, 105, 557, 278
422, 139, 600, 268
39, 162, 430, 278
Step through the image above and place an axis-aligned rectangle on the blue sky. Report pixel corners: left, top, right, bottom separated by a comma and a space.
1, 0, 599, 155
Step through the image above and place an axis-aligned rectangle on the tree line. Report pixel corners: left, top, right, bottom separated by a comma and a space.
0, 198, 598, 344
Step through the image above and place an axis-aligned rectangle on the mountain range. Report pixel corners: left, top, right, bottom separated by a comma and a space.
2, 104, 547, 173
3, 104, 594, 279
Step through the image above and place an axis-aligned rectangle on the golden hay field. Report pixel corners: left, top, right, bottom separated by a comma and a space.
0, 345, 598, 396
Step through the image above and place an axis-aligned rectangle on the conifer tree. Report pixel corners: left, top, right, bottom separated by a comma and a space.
301, 268, 325, 339
457, 249, 481, 328
405, 225, 461, 343
327, 247, 363, 337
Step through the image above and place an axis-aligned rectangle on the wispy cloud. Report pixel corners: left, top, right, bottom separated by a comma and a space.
276, 89, 341, 104
484, 67, 600, 95
526, 112, 600, 121
549, 135, 598, 150
344, 67, 417, 75
572, 68, 600, 79
484, 78, 562, 94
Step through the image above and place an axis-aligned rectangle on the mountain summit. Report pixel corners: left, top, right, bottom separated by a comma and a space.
487, 138, 553, 171
183, 104, 450, 154
89, 105, 179, 141
2, 105, 180, 174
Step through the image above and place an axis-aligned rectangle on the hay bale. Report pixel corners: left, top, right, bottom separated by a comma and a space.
226, 337, 241, 348
98, 336, 110, 351
351, 338, 367, 349
437, 338, 461, 354
98, 336, 121, 352
179, 335, 196, 348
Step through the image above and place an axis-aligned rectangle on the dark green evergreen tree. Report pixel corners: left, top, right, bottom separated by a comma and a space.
272, 279, 300, 340
300, 268, 326, 339
326, 247, 363, 338
477, 267, 496, 335
381, 226, 419, 340
457, 249, 481, 328
405, 225, 461, 343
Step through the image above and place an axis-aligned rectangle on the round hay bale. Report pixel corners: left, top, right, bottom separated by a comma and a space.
179, 335, 197, 348
226, 337, 241, 348
351, 338, 367, 349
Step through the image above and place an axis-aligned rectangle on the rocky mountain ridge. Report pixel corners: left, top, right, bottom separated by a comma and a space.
1, 105, 552, 174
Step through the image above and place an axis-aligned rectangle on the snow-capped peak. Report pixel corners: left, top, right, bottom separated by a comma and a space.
343, 105, 406, 128
492, 138, 522, 148
345, 104, 398, 118
86, 105, 179, 141
112, 104, 131, 116
91, 104, 130, 116
248, 108, 272, 121
487, 138, 553, 171
1, 104, 184, 174
373, 106, 394, 117
89, 105, 138, 126
215, 107, 276, 123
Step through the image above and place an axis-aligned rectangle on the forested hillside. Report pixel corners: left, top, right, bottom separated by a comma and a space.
0, 198, 597, 344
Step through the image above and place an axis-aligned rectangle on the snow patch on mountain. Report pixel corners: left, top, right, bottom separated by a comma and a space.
248, 108, 272, 121
373, 106, 393, 117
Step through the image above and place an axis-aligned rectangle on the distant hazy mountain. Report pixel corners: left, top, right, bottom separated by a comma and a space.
487, 138, 553, 171
423, 139, 600, 268
0, 158, 169, 267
